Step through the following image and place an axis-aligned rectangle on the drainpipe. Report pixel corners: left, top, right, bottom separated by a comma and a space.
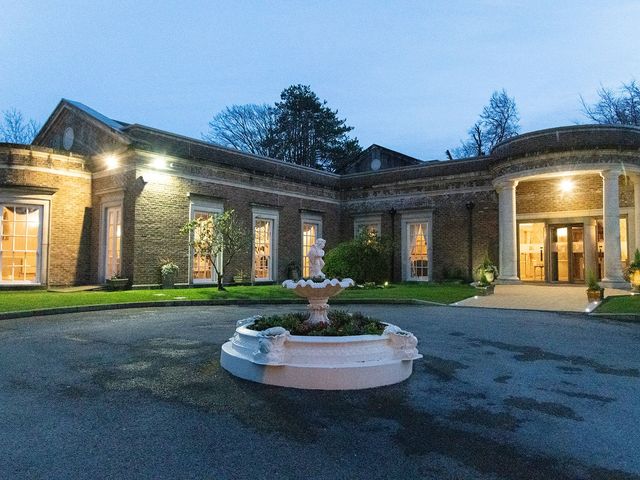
389, 208, 397, 281
465, 202, 475, 281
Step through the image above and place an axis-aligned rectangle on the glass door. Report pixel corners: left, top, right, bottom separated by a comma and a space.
571, 226, 584, 283
104, 206, 122, 280
550, 224, 584, 283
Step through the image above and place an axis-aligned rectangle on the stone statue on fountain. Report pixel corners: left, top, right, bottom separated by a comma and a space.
307, 238, 326, 280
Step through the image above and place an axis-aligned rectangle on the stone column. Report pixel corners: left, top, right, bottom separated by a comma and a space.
600, 168, 627, 288
583, 218, 597, 282
631, 173, 640, 254
496, 179, 520, 282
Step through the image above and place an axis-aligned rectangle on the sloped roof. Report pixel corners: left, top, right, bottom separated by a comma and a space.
62, 99, 128, 132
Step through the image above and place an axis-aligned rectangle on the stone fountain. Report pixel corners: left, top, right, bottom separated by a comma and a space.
220, 238, 422, 390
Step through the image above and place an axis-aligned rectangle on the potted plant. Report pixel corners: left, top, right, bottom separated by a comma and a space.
233, 269, 250, 284
160, 260, 179, 289
586, 269, 604, 302
472, 256, 497, 295
474, 271, 495, 295
626, 248, 640, 292
106, 273, 129, 291
475, 255, 499, 284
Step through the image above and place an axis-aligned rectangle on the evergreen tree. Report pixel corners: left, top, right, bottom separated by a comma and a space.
266, 85, 361, 171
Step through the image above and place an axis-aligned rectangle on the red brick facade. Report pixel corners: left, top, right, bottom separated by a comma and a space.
1, 100, 638, 287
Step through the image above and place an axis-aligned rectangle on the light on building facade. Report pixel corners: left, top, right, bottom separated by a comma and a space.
560, 178, 574, 194
152, 156, 168, 170
105, 154, 119, 170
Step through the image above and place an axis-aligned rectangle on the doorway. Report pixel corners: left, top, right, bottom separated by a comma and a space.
550, 224, 584, 283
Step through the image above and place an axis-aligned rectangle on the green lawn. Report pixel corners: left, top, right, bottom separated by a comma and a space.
0, 282, 476, 314
596, 294, 640, 315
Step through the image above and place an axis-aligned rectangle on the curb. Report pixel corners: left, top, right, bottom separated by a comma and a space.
588, 312, 640, 323
0, 298, 444, 321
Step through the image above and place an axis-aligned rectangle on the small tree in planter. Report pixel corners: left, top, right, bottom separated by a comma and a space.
181, 209, 250, 291
586, 269, 604, 302
626, 248, 640, 292
471, 255, 498, 294
475, 255, 499, 284
160, 259, 179, 289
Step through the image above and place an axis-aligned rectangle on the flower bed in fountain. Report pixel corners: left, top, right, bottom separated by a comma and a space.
249, 311, 385, 336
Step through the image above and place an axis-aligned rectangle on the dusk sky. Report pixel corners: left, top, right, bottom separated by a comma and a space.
2, 1, 639, 159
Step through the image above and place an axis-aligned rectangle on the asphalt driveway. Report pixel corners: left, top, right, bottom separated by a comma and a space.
1, 305, 639, 480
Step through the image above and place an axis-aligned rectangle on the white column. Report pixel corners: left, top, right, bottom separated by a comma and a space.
496, 179, 520, 282
600, 168, 627, 288
583, 218, 597, 281
632, 173, 640, 253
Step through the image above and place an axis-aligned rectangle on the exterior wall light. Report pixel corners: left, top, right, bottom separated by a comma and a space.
560, 178, 574, 193
152, 156, 168, 170
105, 154, 119, 170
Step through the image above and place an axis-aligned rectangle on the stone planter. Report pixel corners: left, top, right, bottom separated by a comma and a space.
162, 274, 176, 289
587, 288, 604, 302
106, 278, 129, 291
472, 282, 495, 296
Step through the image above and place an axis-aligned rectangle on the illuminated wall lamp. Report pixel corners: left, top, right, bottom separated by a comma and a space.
152, 156, 168, 170
105, 154, 119, 170
559, 178, 574, 194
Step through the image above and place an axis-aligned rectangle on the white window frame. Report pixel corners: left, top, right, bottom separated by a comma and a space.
301, 213, 323, 278
0, 195, 50, 286
189, 199, 224, 285
353, 214, 382, 238
401, 211, 433, 282
252, 207, 279, 282
98, 192, 124, 282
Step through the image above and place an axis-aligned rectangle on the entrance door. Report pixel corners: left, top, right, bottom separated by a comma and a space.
550, 225, 584, 283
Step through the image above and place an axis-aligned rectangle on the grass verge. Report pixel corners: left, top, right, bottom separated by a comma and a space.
595, 295, 640, 316
0, 282, 476, 314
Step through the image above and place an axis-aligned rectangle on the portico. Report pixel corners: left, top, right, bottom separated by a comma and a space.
492, 128, 640, 288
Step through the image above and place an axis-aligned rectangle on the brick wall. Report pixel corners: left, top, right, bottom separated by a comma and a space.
0, 146, 92, 286
517, 174, 634, 214
130, 155, 342, 286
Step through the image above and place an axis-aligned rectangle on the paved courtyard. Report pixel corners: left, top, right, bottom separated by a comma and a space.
1, 305, 639, 479
454, 284, 633, 312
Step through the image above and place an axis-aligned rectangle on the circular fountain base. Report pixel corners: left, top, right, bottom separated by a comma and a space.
220, 318, 422, 390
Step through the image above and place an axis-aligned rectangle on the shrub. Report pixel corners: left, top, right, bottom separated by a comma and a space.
324, 231, 391, 284
249, 310, 385, 336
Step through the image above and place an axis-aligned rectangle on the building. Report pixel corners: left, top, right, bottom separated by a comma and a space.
1, 99, 639, 289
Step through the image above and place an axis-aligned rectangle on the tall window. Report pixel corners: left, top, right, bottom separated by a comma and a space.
192, 211, 214, 283
189, 200, 223, 284
1, 206, 41, 283
254, 219, 273, 280
402, 212, 432, 281
104, 206, 122, 280
253, 208, 279, 282
408, 222, 428, 279
301, 215, 322, 277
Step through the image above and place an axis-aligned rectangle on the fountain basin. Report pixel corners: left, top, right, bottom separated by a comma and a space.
282, 278, 355, 325
220, 317, 423, 390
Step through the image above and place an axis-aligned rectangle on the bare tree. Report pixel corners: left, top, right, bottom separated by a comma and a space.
180, 209, 250, 291
581, 80, 640, 126
0, 108, 40, 144
202, 103, 276, 157
453, 90, 520, 158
